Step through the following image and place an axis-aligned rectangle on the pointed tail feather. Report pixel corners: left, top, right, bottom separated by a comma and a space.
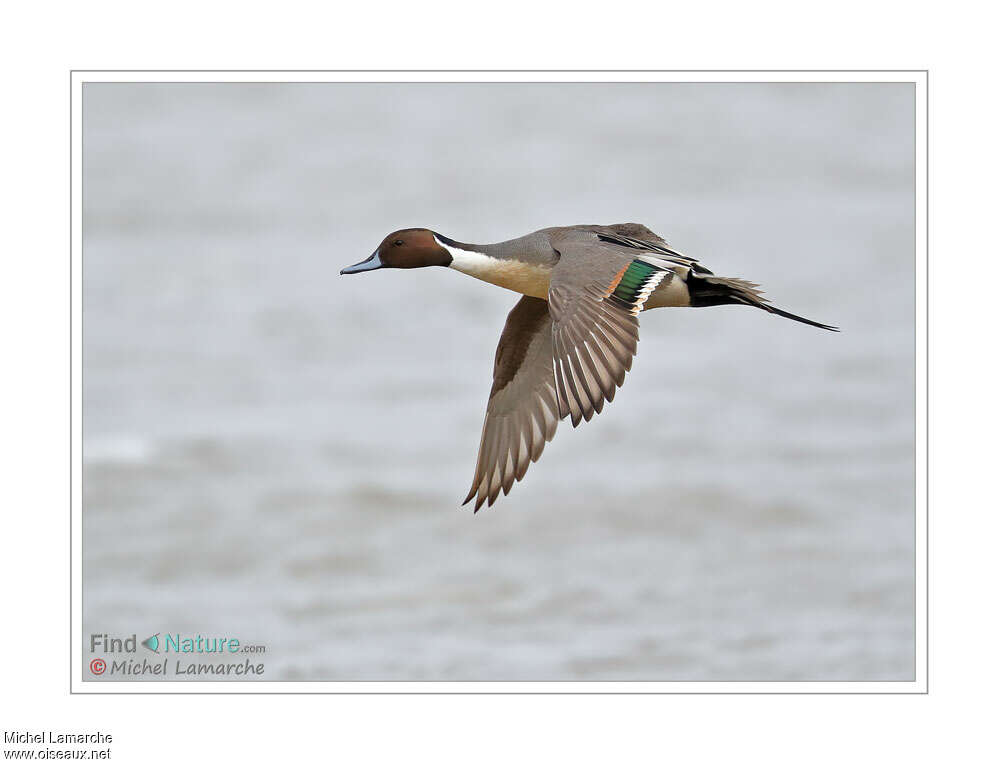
754, 302, 839, 331
688, 274, 839, 332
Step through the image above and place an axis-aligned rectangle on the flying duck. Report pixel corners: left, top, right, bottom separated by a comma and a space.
341, 224, 836, 511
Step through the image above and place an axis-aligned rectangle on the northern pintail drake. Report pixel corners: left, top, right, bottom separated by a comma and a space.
341, 224, 837, 511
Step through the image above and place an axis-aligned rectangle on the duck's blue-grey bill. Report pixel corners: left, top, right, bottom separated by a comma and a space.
340, 251, 383, 275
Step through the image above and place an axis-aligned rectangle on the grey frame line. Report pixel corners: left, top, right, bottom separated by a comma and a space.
72, 69, 930, 73
71, 70, 928, 694
76, 81, 913, 85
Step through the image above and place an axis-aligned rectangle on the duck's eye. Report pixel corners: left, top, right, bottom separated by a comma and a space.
394, 239, 404, 246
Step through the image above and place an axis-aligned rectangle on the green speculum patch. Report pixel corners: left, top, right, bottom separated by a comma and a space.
611, 260, 659, 304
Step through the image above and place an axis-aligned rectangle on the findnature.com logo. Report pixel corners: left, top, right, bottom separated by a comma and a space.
88, 632, 267, 678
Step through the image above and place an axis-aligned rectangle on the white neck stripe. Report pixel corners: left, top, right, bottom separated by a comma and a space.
434, 235, 498, 276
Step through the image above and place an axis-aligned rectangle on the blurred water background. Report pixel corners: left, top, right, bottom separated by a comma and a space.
83, 82, 914, 681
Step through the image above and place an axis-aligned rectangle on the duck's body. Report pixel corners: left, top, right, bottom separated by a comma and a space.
436, 225, 692, 307
342, 223, 836, 511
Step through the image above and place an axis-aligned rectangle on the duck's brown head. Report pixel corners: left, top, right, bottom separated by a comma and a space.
340, 228, 452, 275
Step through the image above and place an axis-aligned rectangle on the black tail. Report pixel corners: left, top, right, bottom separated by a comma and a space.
687, 273, 839, 332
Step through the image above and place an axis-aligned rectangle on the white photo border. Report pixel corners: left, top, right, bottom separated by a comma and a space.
70, 70, 927, 694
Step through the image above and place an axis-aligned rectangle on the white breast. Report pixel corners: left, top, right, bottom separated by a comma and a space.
440, 241, 551, 300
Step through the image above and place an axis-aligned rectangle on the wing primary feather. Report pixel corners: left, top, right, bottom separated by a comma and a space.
554, 337, 584, 425
553, 350, 576, 423
556, 333, 590, 425
566, 342, 603, 419
578, 333, 616, 399
500, 420, 516, 495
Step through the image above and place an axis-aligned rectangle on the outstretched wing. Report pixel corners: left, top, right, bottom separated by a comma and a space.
463, 232, 676, 511
548, 231, 672, 426
463, 296, 561, 512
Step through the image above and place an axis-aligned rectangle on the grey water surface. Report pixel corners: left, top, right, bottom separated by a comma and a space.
83, 82, 915, 681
